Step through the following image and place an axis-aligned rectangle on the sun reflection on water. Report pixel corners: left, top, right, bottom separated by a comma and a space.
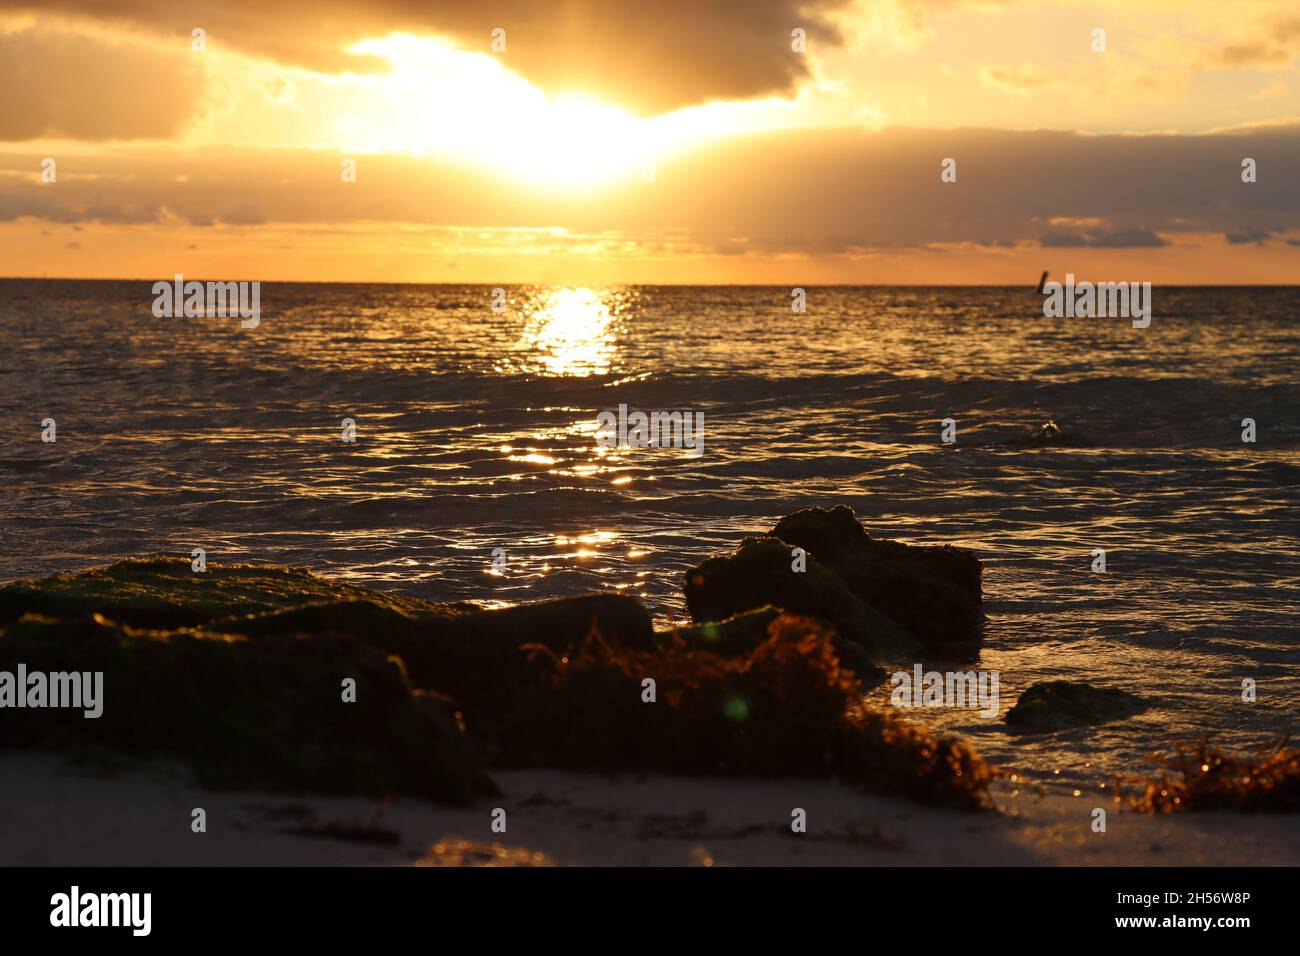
521, 287, 617, 376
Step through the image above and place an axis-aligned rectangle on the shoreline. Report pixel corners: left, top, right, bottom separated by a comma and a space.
3, 753, 1295, 867
2, 524, 1294, 860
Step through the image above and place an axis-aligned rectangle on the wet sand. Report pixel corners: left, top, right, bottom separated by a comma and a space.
2, 754, 1295, 867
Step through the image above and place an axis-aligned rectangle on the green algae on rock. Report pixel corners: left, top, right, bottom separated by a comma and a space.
0, 557, 658, 799
661, 604, 888, 688
661, 605, 785, 656
0, 556, 445, 631
770, 505, 983, 652
682, 507, 983, 662
0, 556, 657, 734
683, 537, 917, 663
1004, 680, 1148, 732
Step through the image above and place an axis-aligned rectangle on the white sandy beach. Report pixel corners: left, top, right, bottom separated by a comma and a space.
1, 753, 1294, 867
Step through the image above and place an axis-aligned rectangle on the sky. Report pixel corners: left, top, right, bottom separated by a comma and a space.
1, 0, 1298, 283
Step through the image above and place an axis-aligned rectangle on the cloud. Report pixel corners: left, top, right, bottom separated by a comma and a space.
1211, 16, 1300, 68
1, 122, 1297, 256
1225, 226, 1277, 244
1041, 228, 1169, 248
0, 27, 207, 141
0, 0, 852, 113
979, 62, 1059, 95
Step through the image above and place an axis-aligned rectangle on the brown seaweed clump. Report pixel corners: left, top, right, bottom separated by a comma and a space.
1113, 739, 1299, 813
495, 613, 995, 811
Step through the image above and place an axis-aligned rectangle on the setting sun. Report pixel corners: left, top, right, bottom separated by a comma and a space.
346, 35, 673, 189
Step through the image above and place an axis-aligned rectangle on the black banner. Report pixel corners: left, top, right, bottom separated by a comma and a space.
0, 866, 1280, 942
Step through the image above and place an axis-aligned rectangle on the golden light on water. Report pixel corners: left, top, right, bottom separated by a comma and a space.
522, 287, 617, 377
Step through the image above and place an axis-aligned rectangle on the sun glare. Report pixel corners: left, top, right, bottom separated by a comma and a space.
345, 33, 740, 190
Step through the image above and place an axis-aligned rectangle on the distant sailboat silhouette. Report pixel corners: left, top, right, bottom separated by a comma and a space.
1036, 270, 1049, 294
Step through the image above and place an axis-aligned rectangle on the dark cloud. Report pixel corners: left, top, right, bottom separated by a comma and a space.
1, 123, 1297, 254
1212, 16, 1300, 67
0, 0, 850, 113
0, 28, 207, 140
1041, 228, 1169, 248
1225, 227, 1277, 244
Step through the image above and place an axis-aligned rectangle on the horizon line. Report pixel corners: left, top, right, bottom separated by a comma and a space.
3, 276, 1298, 289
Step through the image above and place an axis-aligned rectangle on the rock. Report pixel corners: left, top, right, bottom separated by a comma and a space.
209, 597, 430, 647
991, 421, 1093, 448
393, 594, 658, 733
1004, 680, 1148, 732
1031, 420, 1064, 442
661, 606, 784, 656
663, 605, 889, 687
0, 612, 495, 803
683, 537, 917, 661
0, 557, 659, 755
439, 593, 657, 657
1025, 420, 1093, 446
682, 507, 982, 657
0, 556, 440, 631
0, 555, 655, 674
217, 591, 654, 676
770, 505, 982, 651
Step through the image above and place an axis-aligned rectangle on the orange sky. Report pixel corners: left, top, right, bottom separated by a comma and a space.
1, 0, 1298, 283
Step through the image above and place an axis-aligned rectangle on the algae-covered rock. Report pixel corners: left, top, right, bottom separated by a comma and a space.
662, 606, 783, 655
438, 593, 656, 658
0, 557, 659, 784
1004, 680, 1148, 732
0, 556, 656, 701
208, 597, 430, 641
0, 612, 495, 802
392, 594, 658, 733
0, 557, 444, 631
682, 507, 982, 659
770, 505, 982, 651
663, 605, 887, 686
683, 537, 917, 661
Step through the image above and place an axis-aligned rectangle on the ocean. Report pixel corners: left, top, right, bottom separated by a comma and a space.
2, 279, 1297, 792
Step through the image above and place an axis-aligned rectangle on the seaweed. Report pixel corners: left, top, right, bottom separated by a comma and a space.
1113, 739, 1299, 813
494, 612, 994, 810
